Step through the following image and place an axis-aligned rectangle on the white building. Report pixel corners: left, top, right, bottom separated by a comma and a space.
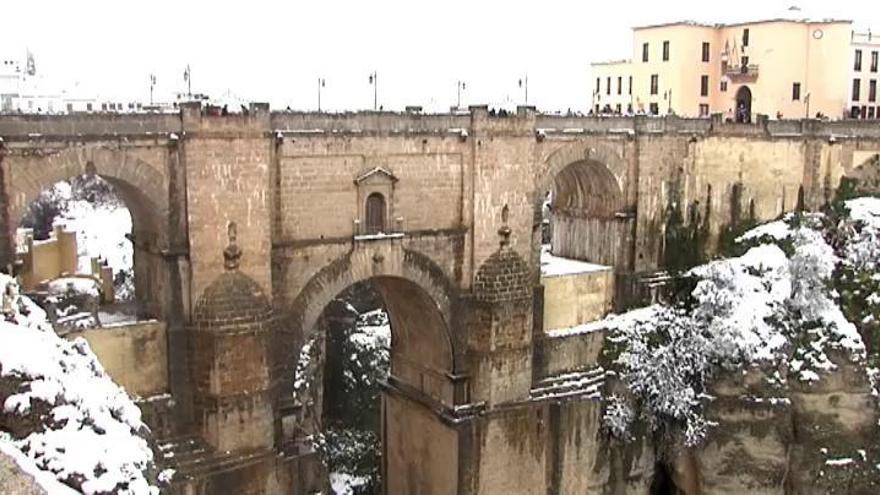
850, 30, 880, 119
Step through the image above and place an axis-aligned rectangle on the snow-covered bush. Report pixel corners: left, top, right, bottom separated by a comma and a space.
602, 197, 878, 447
0, 274, 168, 494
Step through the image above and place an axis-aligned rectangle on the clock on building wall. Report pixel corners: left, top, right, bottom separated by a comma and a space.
812, 29, 824, 40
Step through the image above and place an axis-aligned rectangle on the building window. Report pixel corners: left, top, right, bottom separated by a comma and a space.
650, 74, 659, 95
662, 41, 670, 61
851, 106, 860, 118
606, 76, 611, 95
642, 42, 649, 62
617, 76, 622, 95
869, 107, 876, 119
699, 104, 710, 117
870, 80, 877, 102
702, 42, 710, 62
742, 28, 749, 47
872, 51, 879, 72
649, 102, 659, 115
628, 76, 632, 95
720, 80, 728, 92
615, 103, 622, 114
86, 103, 93, 111
792, 82, 801, 101
700, 75, 709, 97
855, 49, 863, 71
595, 77, 600, 94
853, 78, 861, 101
741, 56, 750, 72
365, 193, 387, 234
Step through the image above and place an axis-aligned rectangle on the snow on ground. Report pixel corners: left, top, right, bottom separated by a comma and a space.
55, 198, 132, 277
541, 245, 610, 277
0, 436, 79, 494
545, 319, 607, 338
330, 471, 369, 494
0, 274, 165, 494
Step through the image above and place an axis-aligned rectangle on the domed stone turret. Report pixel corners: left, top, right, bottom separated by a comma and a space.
473, 248, 532, 303
192, 270, 273, 327
188, 222, 275, 453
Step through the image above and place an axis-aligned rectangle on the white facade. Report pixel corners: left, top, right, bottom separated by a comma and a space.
850, 31, 880, 119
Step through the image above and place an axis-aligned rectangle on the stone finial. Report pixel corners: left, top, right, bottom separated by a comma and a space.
223, 221, 242, 270
497, 204, 512, 247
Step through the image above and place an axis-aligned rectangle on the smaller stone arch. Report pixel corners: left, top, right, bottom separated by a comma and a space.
280, 246, 459, 403
536, 141, 632, 269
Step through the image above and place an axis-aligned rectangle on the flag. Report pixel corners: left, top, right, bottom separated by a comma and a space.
184, 65, 190, 82
150, 74, 157, 85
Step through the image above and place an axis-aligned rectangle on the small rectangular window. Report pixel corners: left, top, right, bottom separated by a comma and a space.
615, 103, 622, 114
792, 82, 801, 101
662, 41, 670, 61
872, 51, 878, 72
596, 77, 600, 94
699, 104, 710, 117
617, 76, 622, 95
869, 107, 876, 119
628, 76, 632, 95
720, 80, 728, 92
855, 49, 863, 71
851, 106, 860, 118
86, 103, 93, 111
870, 80, 877, 103
743, 28, 750, 47
649, 102, 659, 115
606, 76, 611, 95
700, 75, 709, 97
702, 42, 710, 62
741, 56, 750, 72
853, 78, 861, 101
650, 74, 659, 95
642, 42, 649, 62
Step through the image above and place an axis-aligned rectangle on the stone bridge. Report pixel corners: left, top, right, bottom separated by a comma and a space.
1, 104, 879, 494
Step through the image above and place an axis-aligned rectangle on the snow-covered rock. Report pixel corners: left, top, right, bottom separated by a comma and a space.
0, 275, 167, 494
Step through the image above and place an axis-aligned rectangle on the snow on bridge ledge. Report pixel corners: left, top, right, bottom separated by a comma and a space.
540, 245, 611, 278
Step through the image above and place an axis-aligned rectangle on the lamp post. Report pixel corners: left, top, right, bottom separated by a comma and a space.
368, 71, 378, 111
457, 80, 466, 109
317, 77, 326, 112
149, 74, 156, 106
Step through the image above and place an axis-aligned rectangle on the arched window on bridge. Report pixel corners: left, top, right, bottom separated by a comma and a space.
365, 193, 387, 234
354, 166, 398, 236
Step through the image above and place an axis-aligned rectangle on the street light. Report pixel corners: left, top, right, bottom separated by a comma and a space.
317, 77, 326, 112
457, 80, 466, 109
368, 71, 378, 111
518, 74, 529, 105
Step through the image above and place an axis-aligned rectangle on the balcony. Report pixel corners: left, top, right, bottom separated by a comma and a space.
723, 62, 759, 83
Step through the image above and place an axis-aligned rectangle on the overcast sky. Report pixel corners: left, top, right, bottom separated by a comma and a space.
1, 0, 877, 112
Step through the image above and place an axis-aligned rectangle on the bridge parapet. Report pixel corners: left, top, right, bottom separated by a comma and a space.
0, 112, 179, 138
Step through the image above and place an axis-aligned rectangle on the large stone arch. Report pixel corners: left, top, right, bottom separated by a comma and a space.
281, 244, 458, 402
5, 143, 170, 317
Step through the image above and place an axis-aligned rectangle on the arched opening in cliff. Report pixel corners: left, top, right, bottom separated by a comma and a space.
290, 276, 457, 494
649, 461, 683, 495
15, 173, 164, 328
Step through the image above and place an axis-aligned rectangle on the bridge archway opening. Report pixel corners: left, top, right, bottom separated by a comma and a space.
542, 158, 626, 270
15, 172, 165, 327
290, 275, 457, 494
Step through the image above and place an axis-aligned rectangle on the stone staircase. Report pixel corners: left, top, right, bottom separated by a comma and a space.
531, 366, 605, 401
